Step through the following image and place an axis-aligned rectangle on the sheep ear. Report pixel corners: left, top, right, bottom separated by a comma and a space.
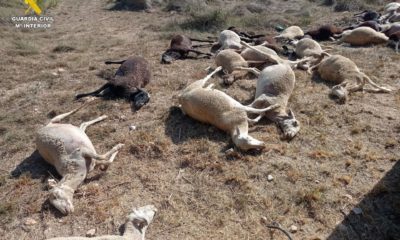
288, 109, 295, 118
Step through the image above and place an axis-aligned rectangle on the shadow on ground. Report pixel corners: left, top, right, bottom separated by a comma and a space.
327, 160, 400, 240
11, 151, 57, 179
164, 106, 228, 145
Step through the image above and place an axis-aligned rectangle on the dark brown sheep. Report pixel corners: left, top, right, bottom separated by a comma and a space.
76, 56, 151, 110
382, 24, 400, 37
389, 31, 400, 53
305, 25, 343, 41
161, 35, 212, 64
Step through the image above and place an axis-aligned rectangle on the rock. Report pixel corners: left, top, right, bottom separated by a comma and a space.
51, 72, 59, 76
267, 175, 274, 181
24, 218, 37, 226
352, 207, 363, 215
57, 68, 66, 73
86, 228, 96, 237
129, 125, 137, 131
290, 225, 298, 233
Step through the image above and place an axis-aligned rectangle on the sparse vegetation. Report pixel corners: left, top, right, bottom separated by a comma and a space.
0, 0, 399, 239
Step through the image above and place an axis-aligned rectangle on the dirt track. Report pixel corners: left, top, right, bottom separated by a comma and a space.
1, 0, 400, 239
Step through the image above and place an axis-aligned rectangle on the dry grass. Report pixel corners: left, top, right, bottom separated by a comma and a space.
0, 0, 399, 239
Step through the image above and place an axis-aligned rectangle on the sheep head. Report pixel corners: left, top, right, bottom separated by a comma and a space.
49, 185, 74, 215
161, 50, 182, 64
331, 84, 348, 103
278, 109, 300, 139
127, 205, 157, 232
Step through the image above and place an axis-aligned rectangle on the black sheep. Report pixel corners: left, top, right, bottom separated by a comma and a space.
76, 56, 151, 110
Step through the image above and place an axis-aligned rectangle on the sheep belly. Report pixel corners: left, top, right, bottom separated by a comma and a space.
36, 124, 96, 167
343, 29, 388, 45
256, 64, 295, 98
179, 90, 239, 132
318, 55, 357, 84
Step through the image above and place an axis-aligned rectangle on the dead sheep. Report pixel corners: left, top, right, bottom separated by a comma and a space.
211, 30, 242, 53
247, 64, 300, 139
380, 2, 400, 23
309, 55, 392, 102
240, 45, 279, 68
292, 38, 330, 59
275, 26, 304, 42
76, 56, 151, 110
161, 34, 213, 64
36, 100, 124, 215
178, 67, 279, 151
305, 24, 343, 41
215, 49, 261, 84
337, 27, 389, 46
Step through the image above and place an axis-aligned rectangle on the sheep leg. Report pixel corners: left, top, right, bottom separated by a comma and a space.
233, 66, 261, 76
82, 144, 124, 164
395, 41, 399, 53
79, 115, 107, 132
241, 104, 279, 115
241, 41, 282, 64
75, 83, 110, 99
361, 73, 392, 92
48, 100, 94, 124
247, 115, 263, 124
231, 125, 265, 151
196, 66, 223, 88
188, 49, 212, 57
192, 43, 214, 48
189, 38, 215, 43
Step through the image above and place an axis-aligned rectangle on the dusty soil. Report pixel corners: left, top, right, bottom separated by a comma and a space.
0, 0, 399, 239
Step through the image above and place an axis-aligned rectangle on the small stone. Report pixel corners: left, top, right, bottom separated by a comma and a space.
51, 72, 59, 76
57, 68, 66, 73
290, 225, 298, 233
24, 218, 37, 226
119, 115, 126, 121
352, 207, 363, 215
86, 228, 96, 237
129, 125, 137, 131
267, 175, 274, 181
58, 219, 64, 223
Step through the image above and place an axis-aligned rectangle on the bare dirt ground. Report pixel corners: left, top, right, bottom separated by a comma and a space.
0, 0, 400, 239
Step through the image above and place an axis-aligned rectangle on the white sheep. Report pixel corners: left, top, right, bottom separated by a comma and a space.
215, 49, 263, 84
275, 26, 304, 42
47, 205, 157, 240
240, 41, 313, 70
178, 66, 279, 151
240, 45, 279, 68
292, 38, 330, 58
309, 55, 392, 102
36, 99, 124, 215
380, 2, 400, 23
212, 30, 242, 53
238, 42, 301, 138
337, 27, 389, 46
